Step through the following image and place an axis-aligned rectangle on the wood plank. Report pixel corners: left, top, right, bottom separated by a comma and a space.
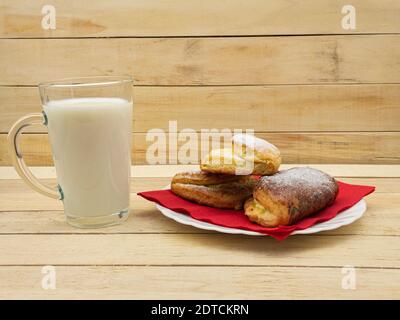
2, 0, 400, 38
1, 35, 400, 85
2, 165, 400, 179
0, 176, 397, 192
1, 131, 399, 165
0, 233, 399, 267
128, 164, 400, 178
2, 84, 400, 133
0, 191, 398, 236
134, 132, 400, 165
0, 265, 398, 299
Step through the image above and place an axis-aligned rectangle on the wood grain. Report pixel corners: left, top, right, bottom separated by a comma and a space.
1, 84, 400, 133
0, 233, 399, 267
1, 35, 399, 85
2, 164, 399, 179
1, 131, 399, 165
131, 131, 400, 165
0, 266, 398, 299
0, 176, 396, 193
2, 0, 399, 38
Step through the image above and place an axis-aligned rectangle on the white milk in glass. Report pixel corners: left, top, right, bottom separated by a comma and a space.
43, 98, 132, 218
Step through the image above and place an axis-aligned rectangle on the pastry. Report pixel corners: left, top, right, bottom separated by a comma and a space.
244, 167, 338, 227
200, 134, 281, 175
171, 170, 256, 210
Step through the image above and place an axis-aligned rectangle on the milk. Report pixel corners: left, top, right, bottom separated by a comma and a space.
43, 98, 132, 218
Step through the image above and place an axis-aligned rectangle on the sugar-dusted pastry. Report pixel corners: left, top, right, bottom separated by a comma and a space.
200, 134, 281, 175
244, 167, 338, 227
171, 170, 256, 210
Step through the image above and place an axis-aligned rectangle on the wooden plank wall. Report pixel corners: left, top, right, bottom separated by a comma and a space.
0, 0, 399, 165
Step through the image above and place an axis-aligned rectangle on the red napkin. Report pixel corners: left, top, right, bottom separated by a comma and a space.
138, 181, 375, 241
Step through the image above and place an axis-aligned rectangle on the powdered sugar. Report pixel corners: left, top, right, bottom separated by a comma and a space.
258, 167, 338, 209
233, 133, 280, 155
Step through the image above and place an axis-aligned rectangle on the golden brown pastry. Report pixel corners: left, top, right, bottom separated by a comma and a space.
244, 167, 338, 227
171, 170, 256, 210
200, 134, 281, 175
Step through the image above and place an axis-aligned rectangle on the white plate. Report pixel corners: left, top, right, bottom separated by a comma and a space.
155, 199, 366, 236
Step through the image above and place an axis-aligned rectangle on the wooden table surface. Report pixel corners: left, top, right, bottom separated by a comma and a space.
0, 164, 399, 299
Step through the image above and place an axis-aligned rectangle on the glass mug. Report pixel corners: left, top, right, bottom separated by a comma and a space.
8, 76, 133, 228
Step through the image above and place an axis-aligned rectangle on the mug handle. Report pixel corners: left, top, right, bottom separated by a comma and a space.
7, 112, 62, 200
